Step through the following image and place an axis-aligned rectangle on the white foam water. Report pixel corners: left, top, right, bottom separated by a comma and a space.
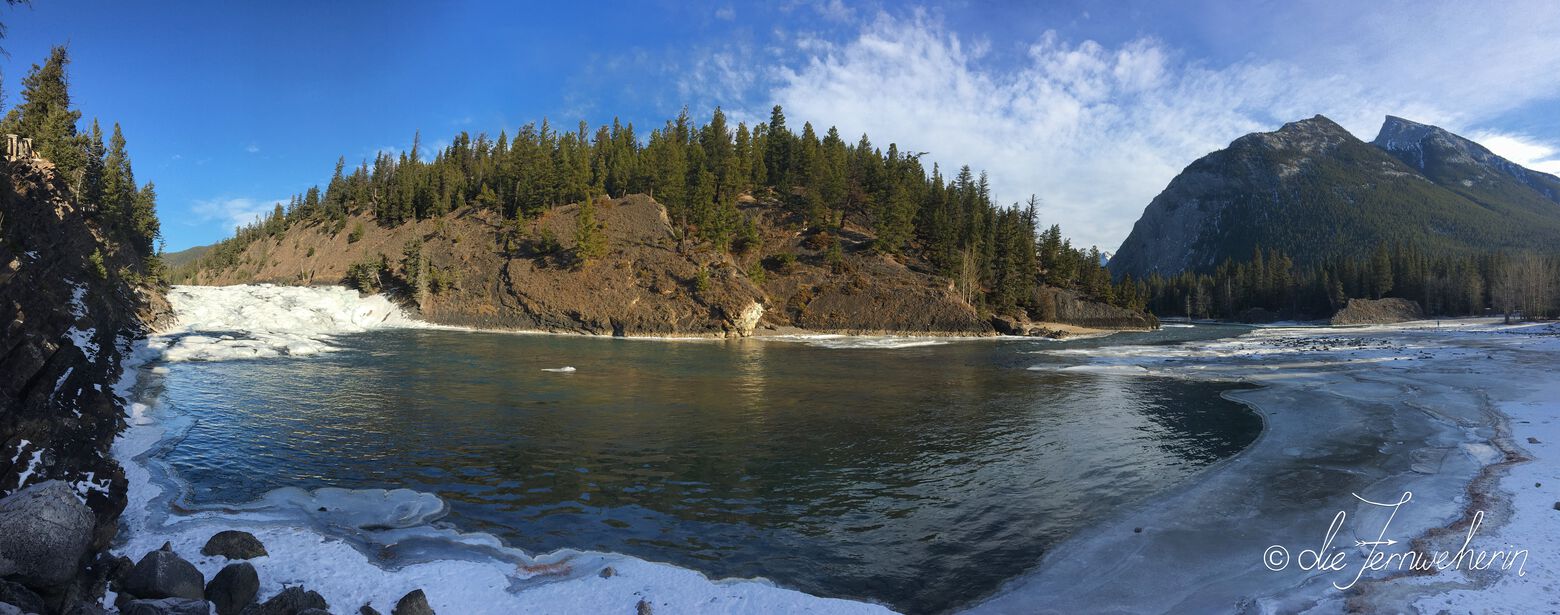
159, 285, 423, 361
110, 284, 891, 614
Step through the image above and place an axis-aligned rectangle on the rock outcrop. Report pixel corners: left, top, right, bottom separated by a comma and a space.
1, 158, 170, 612
1110, 115, 1560, 280
1330, 297, 1425, 325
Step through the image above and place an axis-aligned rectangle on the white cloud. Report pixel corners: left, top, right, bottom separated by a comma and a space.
245, 143, 260, 154
749, 4, 1560, 250
191, 197, 285, 231
1468, 132, 1560, 176
715, 5, 735, 21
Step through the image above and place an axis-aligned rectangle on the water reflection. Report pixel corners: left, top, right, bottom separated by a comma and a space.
162, 327, 1258, 614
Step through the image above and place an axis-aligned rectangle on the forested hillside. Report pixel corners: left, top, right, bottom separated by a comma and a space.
177, 106, 1154, 333
1136, 243, 1558, 321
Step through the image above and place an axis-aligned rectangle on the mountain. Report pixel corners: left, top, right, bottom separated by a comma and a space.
1373, 115, 1560, 208
1108, 115, 1560, 280
160, 244, 211, 270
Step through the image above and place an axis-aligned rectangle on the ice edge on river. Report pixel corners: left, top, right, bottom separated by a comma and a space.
975, 319, 1560, 613
111, 284, 893, 614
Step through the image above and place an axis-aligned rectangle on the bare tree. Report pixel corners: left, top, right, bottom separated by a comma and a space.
1492, 253, 1558, 323
956, 248, 980, 308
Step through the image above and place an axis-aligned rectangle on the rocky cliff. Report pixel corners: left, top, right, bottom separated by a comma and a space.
1109, 115, 1560, 280
0, 158, 171, 610
178, 194, 1150, 336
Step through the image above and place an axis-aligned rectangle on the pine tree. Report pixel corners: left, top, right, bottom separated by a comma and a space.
764, 105, 790, 189
80, 119, 106, 208
1, 46, 87, 182
129, 182, 161, 255
102, 123, 136, 225
1371, 243, 1393, 299
574, 196, 607, 264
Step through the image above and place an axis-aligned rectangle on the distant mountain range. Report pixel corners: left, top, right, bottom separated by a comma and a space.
1108, 115, 1560, 280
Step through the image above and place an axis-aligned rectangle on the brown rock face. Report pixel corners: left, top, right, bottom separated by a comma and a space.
178, 194, 1006, 337
0, 159, 169, 561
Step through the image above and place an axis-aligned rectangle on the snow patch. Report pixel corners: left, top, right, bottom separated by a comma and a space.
765, 334, 957, 349
68, 281, 88, 318
53, 367, 74, 396
14, 448, 43, 490
65, 327, 99, 362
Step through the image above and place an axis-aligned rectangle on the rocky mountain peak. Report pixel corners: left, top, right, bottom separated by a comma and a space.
1371, 115, 1560, 202
1372, 115, 1484, 169
1239, 114, 1353, 155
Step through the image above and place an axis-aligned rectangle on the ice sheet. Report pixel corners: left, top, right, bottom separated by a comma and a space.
973, 319, 1560, 613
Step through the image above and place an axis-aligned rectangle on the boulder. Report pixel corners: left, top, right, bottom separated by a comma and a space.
296, 610, 331, 615
206, 562, 260, 615
360, 606, 384, 615
0, 581, 43, 615
391, 589, 434, 615
96, 553, 135, 594
990, 314, 1023, 335
122, 598, 212, 615
0, 602, 23, 615
124, 545, 205, 601
240, 586, 328, 615
201, 530, 268, 560
63, 602, 110, 615
0, 480, 96, 586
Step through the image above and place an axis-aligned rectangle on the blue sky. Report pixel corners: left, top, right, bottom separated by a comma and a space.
5, 0, 1560, 252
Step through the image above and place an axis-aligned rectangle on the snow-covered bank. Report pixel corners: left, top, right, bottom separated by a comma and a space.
113, 284, 892, 614
975, 319, 1560, 613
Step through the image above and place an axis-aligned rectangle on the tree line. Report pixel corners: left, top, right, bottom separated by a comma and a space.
1139, 242, 1560, 321
203, 105, 1147, 319
1, 46, 162, 275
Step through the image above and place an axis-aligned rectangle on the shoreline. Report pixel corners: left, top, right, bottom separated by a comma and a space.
180, 282, 1149, 342
971, 319, 1559, 612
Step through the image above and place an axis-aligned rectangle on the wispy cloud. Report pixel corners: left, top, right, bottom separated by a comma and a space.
1469, 131, 1560, 176
715, 3, 1560, 250
191, 197, 285, 230
245, 142, 260, 154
